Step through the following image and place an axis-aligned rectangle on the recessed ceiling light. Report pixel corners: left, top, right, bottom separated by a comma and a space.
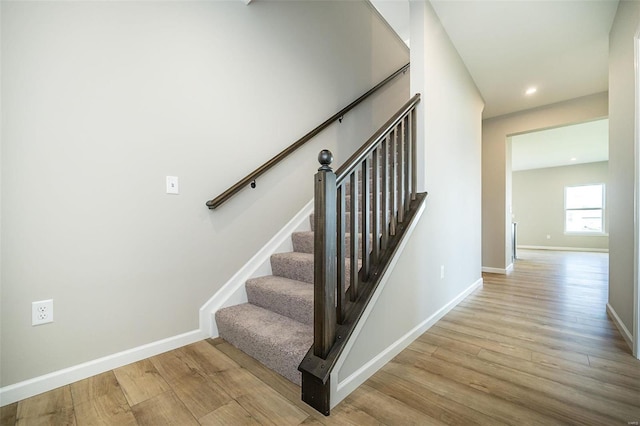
525, 87, 537, 95
570, 157, 577, 161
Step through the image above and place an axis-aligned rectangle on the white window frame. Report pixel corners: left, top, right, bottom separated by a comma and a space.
564, 183, 606, 235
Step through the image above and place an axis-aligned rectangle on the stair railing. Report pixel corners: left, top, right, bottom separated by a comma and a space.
299, 93, 427, 415
206, 63, 410, 210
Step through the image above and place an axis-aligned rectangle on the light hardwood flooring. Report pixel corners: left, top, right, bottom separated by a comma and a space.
2, 250, 639, 425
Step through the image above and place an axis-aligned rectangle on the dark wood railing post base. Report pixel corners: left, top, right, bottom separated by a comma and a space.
300, 368, 331, 416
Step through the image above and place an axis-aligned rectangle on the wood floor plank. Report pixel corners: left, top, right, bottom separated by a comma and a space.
365, 366, 506, 426
211, 340, 327, 422
321, 401, 383, 426
16, 386, 76, 426
588, 353, 640, 378
113, 359, 171, 407
198, 400, 261, 425
477, 348, 640, 408
531, 350, 640, 391
70, 371, 122, 405
130, 390, 198, 425
179, 340, 240, 375
426, 325, 532, 360
383, 357, 564, 425
0, 403, 17, 426
435, 317, 592, 365
424, 347, 634, 424
73, 387, 137, 426
234, 390, 310, 426
345, 384, 446, 425
170, 372, 233, 420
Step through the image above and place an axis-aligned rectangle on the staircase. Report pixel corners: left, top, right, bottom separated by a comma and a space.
215, 201, 361, 385
213, 94, 424, 414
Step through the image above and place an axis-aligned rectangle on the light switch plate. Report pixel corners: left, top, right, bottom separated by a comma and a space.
166, 176, 179, 194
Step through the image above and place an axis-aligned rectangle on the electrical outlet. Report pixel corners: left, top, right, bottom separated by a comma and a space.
32, 299, 53, 326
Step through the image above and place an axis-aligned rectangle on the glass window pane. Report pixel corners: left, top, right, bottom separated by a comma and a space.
565, 209, 603, 232
566, 184, 603, 209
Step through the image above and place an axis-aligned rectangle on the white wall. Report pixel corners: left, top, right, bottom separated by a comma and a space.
513, 161, 609, 250
482, 93, 609, 271
331, 0, 484, 404
608, 0, 640, 338
0, 0, 409, 388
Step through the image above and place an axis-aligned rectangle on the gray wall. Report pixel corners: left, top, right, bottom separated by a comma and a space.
608, 0, 640, 336
336, 0, 483, 382
0, 0, 409, 387
512, 161, 609, 250
483, 93, 609, 270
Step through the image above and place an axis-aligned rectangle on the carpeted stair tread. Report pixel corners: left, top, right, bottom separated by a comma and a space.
215, 303, 312, 385
246, 275, 313, 325
270, 252, 315, 283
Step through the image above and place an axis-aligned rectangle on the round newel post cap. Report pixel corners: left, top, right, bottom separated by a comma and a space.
318, 149, 333, 171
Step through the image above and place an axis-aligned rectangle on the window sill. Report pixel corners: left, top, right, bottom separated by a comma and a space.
564, 232, 609, 237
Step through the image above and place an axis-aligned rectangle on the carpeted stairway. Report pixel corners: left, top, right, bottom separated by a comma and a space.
215, 167, 387, 385
214, 214, 362, 385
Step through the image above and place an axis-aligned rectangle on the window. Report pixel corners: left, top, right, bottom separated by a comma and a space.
565, 184, 605, 233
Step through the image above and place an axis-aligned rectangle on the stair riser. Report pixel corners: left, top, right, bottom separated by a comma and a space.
270, 253, 355, 284
246, 278, 313, 326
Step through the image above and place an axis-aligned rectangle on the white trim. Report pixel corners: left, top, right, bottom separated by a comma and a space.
606, 303, 633, 350
517, 245, 609, 253
330, 276, 483, 408
199, 200, 313, 337
0, 330, 204, 407
482, 264, 513, 274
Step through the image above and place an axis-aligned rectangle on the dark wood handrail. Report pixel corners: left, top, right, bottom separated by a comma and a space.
206, 62, 410, 209
335, 93, 421, 184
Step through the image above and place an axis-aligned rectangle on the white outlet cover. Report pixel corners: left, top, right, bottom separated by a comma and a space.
32, 299, 54, 326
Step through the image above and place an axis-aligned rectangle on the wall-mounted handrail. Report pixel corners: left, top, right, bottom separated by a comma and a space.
206, 62, 410, 209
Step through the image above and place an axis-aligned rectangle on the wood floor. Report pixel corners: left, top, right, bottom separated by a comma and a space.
2, 250, 639, 425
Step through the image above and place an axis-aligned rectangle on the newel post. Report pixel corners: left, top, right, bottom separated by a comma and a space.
314, 149, 337, 359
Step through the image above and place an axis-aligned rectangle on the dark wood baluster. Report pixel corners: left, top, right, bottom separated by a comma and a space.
313, 150, 336, 358
349, 170, 359, 301
411, 107, 417, 201
399, 121, 406, 222
381, 136, 389, 250
389, 129, 397, 236
361, 157, 371, 280
372, 148, 380, 264
404, 115, 411, 213
336, 183, 346, 324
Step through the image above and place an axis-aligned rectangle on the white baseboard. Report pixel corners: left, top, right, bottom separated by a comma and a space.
331, 267, 483, 408
0, 329, 204, 407
482, 264, 512, 274
606, 303, 633, 350
199, 200, 313, 337
518, 245, 609, 253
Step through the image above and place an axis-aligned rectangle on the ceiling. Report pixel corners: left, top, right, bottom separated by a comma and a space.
511, 119, 609, 171
371, 0, 619, 119
370, 0, 617, 171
